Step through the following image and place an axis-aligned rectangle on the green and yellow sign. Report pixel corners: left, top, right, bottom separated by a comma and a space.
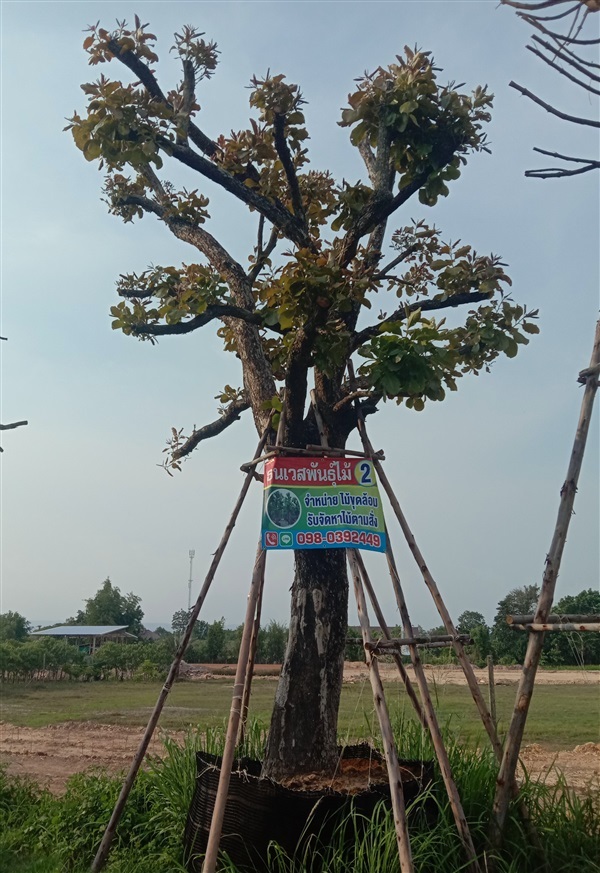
261, 457, 386, 552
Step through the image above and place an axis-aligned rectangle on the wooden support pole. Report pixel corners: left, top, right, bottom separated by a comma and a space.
384, 546, 482, 873
507, 613, 600, 625
347, 550, 414, 873
237, 559, 266, 747
352, 551, 427, 730
366, 634, 473, 649
492, 319, 600, 845
510, 622, 600, 633
346, 362, 503, 761
487, 656, 497, 734
202, 546, 268, 873
90, 426, 270, 873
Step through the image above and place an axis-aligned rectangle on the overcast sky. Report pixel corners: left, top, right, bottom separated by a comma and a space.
1, 0, 598, 631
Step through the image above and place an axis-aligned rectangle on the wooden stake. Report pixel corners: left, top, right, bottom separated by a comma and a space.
90, 426, 270, 873
202, 546, 268, 873
237, 559, 266, 747
384, 546, 482, 873
507, 613, 600, 625
352, 551, 427, 731
487, 656, 497, 734
347, 550, 414, 873
492, 319, 600, 845
510, 622, 600, 633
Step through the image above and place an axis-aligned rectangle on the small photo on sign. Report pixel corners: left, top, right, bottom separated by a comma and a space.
266, 488, 302, 528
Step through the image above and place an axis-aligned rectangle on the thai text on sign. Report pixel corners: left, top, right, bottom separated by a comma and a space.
261, 456, 386, 552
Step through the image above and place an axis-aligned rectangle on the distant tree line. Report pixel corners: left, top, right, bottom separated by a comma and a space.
1, 582, 598, 682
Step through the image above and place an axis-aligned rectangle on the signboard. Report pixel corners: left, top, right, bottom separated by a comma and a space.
261, 456, 386, 552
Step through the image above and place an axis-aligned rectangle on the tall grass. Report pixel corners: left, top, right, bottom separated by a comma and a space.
0, 718, 598, 873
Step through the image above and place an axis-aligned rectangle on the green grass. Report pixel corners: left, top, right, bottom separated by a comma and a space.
1, 678, 598, 748
1, 722, 598, 873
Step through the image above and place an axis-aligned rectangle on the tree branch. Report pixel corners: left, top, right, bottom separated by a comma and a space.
352, 290, 494, 350
525, 142, 600, 176
337, 165, 448, 268
132, 304, 272, 337
509, 80, 600, 127
171, 400, 250, 461
530, 34, 600, 81
157, 138, 311, 248
107, 38, 219, 157
526, 44, 600, 93
0, 420, 28, 451
177, 59, 196, 143
273, 113, 307, 227
248, 225, 278, 284
502, 0, 579, 10
376, 244, 421, 279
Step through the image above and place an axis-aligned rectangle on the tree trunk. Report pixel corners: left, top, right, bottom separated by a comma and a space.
261, 547, 348, 780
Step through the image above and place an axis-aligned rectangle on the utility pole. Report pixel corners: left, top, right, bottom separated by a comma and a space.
187, 549, 195, 612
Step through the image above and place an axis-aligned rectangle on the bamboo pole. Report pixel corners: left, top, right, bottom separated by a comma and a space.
507, 614, 600, 625
237, 559, 266, 747
90, 426, 270, 873
510, 622, 600, 633
346, 368, 481, 871
487, 656, 497, 734
352, 552, 427, 730
366, 634, 473, 649
202, 546, 268, 873
239, 445, 384, 471
384, 546, 482, 873
492, 319, 600, 845
347, 550, 414, 873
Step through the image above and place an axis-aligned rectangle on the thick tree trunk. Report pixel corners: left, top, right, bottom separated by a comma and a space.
261, 547, 349, 780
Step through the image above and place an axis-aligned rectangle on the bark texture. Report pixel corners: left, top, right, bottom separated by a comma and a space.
261, 547, 349, 780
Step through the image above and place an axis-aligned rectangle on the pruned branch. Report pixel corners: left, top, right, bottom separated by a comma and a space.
0, 420, 28, 452
170, 399, 250, 461
273, 113, 307, 228
0, 420, 28, 432
248, 225, 278, 284
107, 38, 219, 157
530, 34, 600, 81
352, 290, 494, 350
376, 244, 420, 279
525, 147, 600, 176
177, 59, 196, 143
158, 138, 311, 249
526, 43, 600, 93
132, 303, 273, 337
337, 159, 452, 268
509, 80, 600, 126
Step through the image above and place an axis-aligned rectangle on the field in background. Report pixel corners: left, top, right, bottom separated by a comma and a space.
2, 674, 599, 748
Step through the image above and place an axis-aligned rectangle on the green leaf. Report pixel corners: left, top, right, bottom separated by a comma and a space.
522, 323, 540, 335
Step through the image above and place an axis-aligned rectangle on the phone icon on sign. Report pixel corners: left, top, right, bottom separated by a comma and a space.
265, 532, 279, 547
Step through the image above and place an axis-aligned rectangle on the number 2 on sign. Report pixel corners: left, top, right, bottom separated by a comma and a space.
358, 462, 372, 485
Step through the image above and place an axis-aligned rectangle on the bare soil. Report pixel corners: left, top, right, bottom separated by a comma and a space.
1, 666, 598, 795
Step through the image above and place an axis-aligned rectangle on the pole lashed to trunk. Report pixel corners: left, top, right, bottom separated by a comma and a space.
491, 319, 600, 845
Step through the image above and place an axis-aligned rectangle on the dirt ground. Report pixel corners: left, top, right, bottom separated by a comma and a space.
1, 666, 598, 795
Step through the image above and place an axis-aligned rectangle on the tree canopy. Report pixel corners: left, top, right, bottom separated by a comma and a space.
68, 577, 144, 635
67, 20, 539, 468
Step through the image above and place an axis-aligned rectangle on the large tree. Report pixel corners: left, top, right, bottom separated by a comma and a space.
68, 20, 539, 780
69, 577, 144, 635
